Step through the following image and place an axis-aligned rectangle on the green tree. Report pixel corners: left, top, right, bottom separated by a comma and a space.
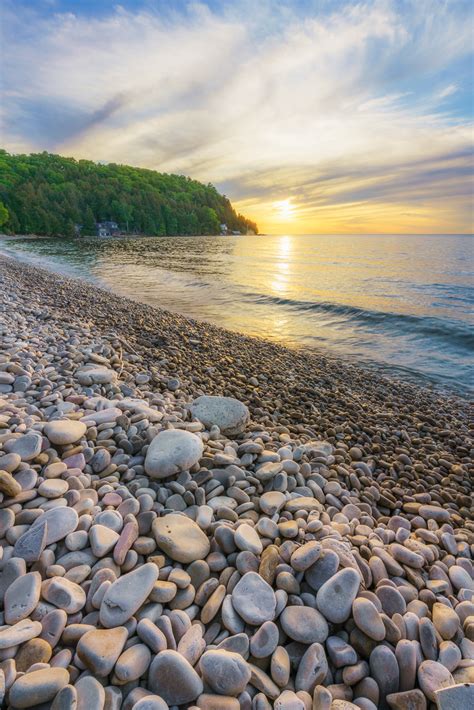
0, 201, 8, 228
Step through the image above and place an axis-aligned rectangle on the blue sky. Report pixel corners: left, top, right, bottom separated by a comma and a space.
1, 0, 473, 232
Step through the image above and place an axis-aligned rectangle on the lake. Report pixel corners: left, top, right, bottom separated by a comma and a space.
2, 233, 473, 394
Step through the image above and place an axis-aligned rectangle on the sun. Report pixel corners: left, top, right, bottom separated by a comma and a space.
274, 198, 295, 221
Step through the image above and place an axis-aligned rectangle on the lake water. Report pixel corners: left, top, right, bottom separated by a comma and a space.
2, 234, 473, 394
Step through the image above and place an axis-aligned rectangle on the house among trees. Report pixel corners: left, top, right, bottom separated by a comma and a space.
220, 223, 228, 235
96, 221, 120, 237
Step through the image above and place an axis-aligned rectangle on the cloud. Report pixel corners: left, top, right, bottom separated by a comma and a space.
1, 0, 473, 232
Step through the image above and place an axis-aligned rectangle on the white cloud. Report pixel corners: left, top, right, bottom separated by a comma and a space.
1, 0, 473, 231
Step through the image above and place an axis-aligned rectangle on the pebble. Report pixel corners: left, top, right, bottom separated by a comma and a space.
148, 650, 203, 705
99, 563, 158, 627
280, 605, 329, 644
145, 429, 203, 478
44, 420, 87, 445
9, 668, 69, 708
77, 627, 128, 676
417, 660, 454, 702
316, 568, 360, 623
200, 649, 251, 695
153, 513, 210, 563
190, 395, 250, 435
231, 571, 276, 625
4, 432, 42, 461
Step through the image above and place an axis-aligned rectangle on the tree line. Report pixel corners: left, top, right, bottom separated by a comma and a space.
0, 150, 258, 237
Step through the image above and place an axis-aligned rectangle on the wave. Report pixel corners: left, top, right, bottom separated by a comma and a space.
240, 291, 474, 350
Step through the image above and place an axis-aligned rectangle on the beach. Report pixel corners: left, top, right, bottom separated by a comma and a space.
0, 254, 472, 709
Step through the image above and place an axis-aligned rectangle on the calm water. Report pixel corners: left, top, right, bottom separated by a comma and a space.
2, 234, 473, 394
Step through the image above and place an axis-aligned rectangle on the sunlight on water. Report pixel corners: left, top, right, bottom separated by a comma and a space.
2, 233, 473, 393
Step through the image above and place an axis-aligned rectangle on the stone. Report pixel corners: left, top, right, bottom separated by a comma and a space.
432, 602, 460, 640
295, 643, 328, 693
148, 650, 203, 705
316, 568, 360, 623
42, 577, 86, 614
435, 683, 474, 710
153, 513, 210, 563
51, 685, 78, 710
250, 621, 279, 658
4, 571, 41, 624
200, 649, 251, 695
145, 429, 203, 479
417, 660, 454, 702
12, 519, 48, 561
32, 507, 78, 545
9, 668, 69, 708
132, 698, 170, 710
75, 675, 106, 710
190, 395, 249, 435
77, 627, 128, 676
259, 491, 286, 516
231, 571, 276, 625
386, 690, 426, 710
0, 470, 22, 497
100, 562, 158, 627
305, 550, 339, 591
370, 646, 400, 709
0, 619, 42, 648
280, 605, 328, 644
4, 433, 42, 461
89, 524, 120, 557
15, 638, 52, 671
352, 597, 385, 641
290, 541, 321, 572
274, 690, 306, 709
234, 523, 263, 554
76, 365, 117, 385
114, 643, 152, 683
44, 420, 87, 445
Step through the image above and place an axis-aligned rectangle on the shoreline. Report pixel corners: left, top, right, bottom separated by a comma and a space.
0, 253, 472, 708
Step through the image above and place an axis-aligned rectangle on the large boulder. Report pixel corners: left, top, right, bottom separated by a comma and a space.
190, 395, 249, 435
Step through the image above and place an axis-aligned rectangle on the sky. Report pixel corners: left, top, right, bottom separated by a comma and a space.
1, 0, 473, 234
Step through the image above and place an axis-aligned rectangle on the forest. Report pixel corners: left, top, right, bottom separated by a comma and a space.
0, 150, 258, 237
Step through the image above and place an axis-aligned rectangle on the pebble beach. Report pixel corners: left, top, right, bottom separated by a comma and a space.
0, 254, 472, 709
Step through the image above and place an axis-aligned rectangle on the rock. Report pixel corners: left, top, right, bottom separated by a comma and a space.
432, 602, 459, 640
0, 470, 22, 497
9, 668, 69, 708
148, 650, 203, 705
13, 520, 48, 561
44, 420, 87, 445
100, 563, 158, 627
42, 577, 86, 613
75, 675, 105, 710
386, 690, 427, 710
15, 638, 52, 671
260, 491, 286, 516
153, 513, 210, 563
234, 523, 262, 554
290, 541, 321, 572
231, 571, 276, 625
132, 698, 170, 710
435, 683, 474, 710
295, 643, 328, 693
280, 606, 328, 644
316, 568, 360, 623
370, 646, 400, 709
4, 571, 41, 624
32, 507, 78, 545
4, 433, 42, 461
200, 649, 251, 695
305, 550, 339, 591
250, 621, 279, 658
274, 690, 306, 709
76, 365, 117, 385
0, 619, 42, 648
145, 429, 203, 479
190, 395, 249, 435
417, 660, 454, 702
89, 524, 120, 557
77, 627, 128, 676
115, 643, 152, 683
51, 685, 78, 710
352, 597, 385, 641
